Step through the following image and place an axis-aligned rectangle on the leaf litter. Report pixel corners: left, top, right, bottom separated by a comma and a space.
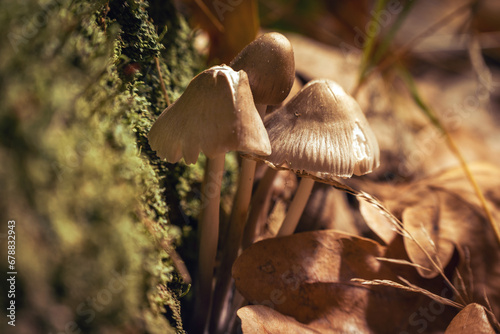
195, 1, 500, 332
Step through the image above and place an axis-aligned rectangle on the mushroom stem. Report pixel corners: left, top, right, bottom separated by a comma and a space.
210, 157, 256, 332
193, 154, 225, 333
255, 104, 267, 117
210, 104, 267, 332
225, 290, 247, 334
277, 177, 315, 236
242, 167, 279, 248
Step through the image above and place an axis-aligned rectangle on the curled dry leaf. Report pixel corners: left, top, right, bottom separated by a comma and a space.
233, 230, 455, 333
359, 198, 397, 244
402, 190, 455, 278
444, 303, 497, 334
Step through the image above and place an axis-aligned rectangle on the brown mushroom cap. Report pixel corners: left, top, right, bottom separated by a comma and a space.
260, 79, 380, 178
148, 65, 272, 164
230, 32, 295, 106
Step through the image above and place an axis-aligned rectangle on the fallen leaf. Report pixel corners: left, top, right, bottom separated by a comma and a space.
402, 190, 455, 278
238, 305, 321, 334
186, 0, 259, 63
444, 303, 497, 334
233, 230, 456, 333
359, 197, 397, 244
357, 163, 500, 318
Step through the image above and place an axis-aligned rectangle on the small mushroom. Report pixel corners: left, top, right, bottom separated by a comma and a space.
258, 79, 380, 236
230, 32, 295, 110
148, 65, 271, 332
148, 65, 270, 164
210, 33, 295, 333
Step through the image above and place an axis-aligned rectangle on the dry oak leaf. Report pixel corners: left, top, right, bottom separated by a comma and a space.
233, 230, 455, 333
444, 303, 498, 334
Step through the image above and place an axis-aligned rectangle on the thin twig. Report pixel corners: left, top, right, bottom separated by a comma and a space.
142, 215, 192, 285
454, 269, 470, 304
463, 247, 474, 299
155, 56, 171, 106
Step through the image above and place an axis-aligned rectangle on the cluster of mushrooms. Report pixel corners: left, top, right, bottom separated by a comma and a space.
148, 32, 380, 333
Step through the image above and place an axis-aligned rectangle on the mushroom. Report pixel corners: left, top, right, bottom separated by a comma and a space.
210, 32, 295, 333
258, 79, 380, 236
148, 64, 271, 332
230, 32, 295, 114
148, 65, 270, 164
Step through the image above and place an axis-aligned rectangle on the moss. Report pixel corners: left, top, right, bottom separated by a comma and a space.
108, 0, 161, 63
0, 0, 202, 333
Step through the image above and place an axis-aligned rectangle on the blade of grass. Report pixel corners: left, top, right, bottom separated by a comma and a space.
351, 278, 464, 309
371, 0, 417, 65
155, 57, 171, 106
399, 67, 500, 247
375, 257, 432, 272
352, 1, 475, 97
357, 0, 389, 86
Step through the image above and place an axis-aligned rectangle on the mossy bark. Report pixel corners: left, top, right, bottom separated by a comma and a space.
0, 0, 201, 333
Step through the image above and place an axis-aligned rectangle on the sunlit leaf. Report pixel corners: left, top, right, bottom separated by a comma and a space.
402, 190, 455, 278
238, 305, 321, 334
233, 230, 456, 333
185, 0, 259, 63
445, 303, 497, 334
361, 163, 500, 318
359, 198, 397, 244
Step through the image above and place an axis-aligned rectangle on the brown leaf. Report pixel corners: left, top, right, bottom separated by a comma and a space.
233, 231, 387, 321
430, 163, 500, 227
186, 0, 259, 63
238, 305, 321, 334
402, 190, 455, 278
233, 230, 456, 333
444, 303, 497, 334
359, 163, 500, 318
359, 197, 397, 244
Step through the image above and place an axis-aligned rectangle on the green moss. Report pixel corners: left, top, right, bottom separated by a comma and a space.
108, 0, 161, 63
0, 0, 202, 333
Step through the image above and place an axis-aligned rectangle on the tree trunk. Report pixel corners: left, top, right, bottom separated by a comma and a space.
0, 0, 200, 332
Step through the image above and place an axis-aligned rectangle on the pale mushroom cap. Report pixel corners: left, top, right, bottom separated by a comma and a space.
261, 79, 380, 178
148, 65, 272, 164
230, 32, 295, 105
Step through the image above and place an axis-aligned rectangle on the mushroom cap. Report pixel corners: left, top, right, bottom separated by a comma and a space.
148, 65, 272, 164
230, 32, 295, 106
260, 79, 380, 178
